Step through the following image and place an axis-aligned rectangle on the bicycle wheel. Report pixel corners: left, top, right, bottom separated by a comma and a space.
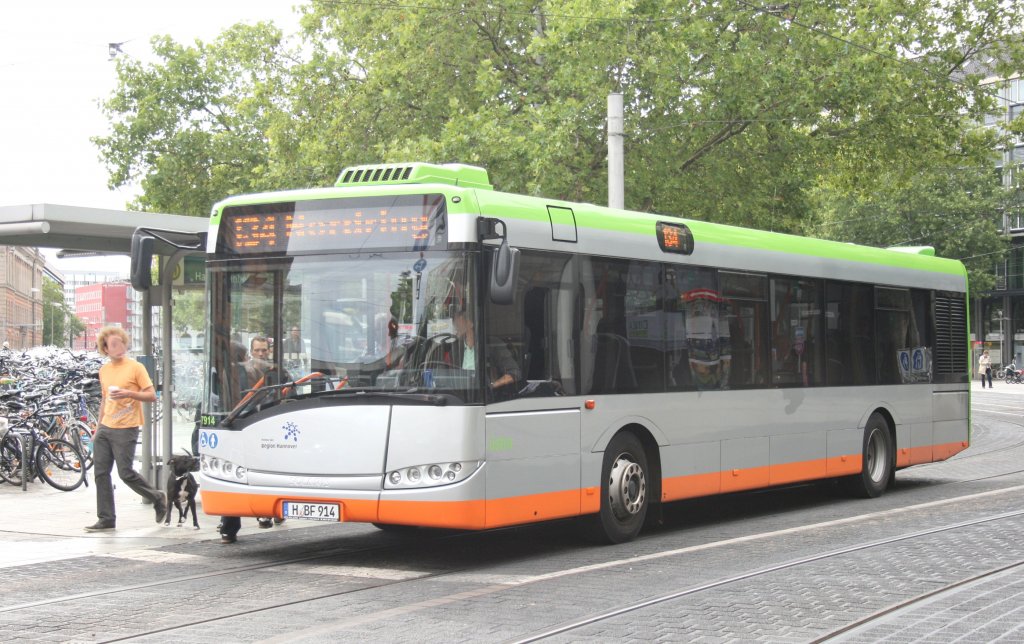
67, 421, 94, 471
0, 434, 24, 486
35, 439, 85, 491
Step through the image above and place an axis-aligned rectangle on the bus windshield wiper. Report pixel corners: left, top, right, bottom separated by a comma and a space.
222, 381, 295, 426
223, 381, 449, 425
318, 389, 448, 405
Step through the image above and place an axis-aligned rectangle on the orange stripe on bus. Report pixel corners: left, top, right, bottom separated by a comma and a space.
770, 459, 826, 486
908, 444, 933, 465
932, 440, 969, 461
483, 489, 581, 528
377, 499, 486, 529
722, 465, 770, 493
826, 454, 863, 477
897, 446, 912, 467
662, 472, 720, 500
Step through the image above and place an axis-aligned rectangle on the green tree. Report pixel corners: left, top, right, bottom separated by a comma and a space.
171, 288, 206, 335
93, 22, 293, 216
95, 0, 1024, 251
66, 314, 86, 349
41, 279, 67, 346
810, 164, 1015, 290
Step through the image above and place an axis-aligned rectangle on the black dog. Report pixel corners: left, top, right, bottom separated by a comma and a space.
164, 452, 200, 530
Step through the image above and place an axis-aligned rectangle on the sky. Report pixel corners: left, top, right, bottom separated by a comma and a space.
0, 1, 302, 272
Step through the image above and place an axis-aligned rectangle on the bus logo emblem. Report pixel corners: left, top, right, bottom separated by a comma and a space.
283, 422, 300, 442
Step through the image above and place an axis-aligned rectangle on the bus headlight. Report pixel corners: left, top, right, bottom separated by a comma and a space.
200, 454, 248, 484
384, 461, 480, 489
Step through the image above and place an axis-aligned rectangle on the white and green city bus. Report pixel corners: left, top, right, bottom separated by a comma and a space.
132, 162, 970, 543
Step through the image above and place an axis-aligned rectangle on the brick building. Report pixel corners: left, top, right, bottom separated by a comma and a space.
0, 246, 44, 349
73, 281, 131, 351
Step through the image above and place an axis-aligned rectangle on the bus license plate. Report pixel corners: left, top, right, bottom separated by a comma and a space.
282, 501, 340, 522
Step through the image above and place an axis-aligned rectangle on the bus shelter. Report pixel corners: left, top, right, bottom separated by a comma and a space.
0, 203, 208, 488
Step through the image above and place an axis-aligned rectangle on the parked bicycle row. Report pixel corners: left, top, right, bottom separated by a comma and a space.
0, 347, 103, 491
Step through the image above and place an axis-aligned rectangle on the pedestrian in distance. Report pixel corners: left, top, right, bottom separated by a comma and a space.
85, 327, 167, 532
282, 326, 306, 355
979, 349, 993, 388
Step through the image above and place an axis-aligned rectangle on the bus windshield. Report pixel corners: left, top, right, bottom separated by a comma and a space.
204, 250, 482, 422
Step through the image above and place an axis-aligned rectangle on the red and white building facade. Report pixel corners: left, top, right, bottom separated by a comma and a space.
73, 282, 131, 351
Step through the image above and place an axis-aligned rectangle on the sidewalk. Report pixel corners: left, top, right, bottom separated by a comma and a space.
0, 467, 316, 569
972, 377, 1024, 395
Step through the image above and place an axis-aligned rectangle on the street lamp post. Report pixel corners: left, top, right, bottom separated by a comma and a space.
30, 288, 40, 348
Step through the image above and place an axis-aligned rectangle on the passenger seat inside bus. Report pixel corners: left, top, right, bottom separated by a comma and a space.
592, 333, 637, 393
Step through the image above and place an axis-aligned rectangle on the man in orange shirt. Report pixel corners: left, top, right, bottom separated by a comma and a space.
85, 327, 167, 532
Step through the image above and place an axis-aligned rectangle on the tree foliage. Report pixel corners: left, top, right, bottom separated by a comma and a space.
65, 314, 86, 348
41, 280, 85, 348
41, 279, 67, 347
94, 23, 291, 215
95, 0, 1024, 269
810, 165, 1014, 290
171, 288, 206, 335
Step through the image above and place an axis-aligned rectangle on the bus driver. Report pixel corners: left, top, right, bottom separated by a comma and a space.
452, 308, 519, 394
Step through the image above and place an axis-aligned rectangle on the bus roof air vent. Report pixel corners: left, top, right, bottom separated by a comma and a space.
335, 162, 492, 190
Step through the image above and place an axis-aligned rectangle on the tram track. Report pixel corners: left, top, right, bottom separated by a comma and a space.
808, 559, 1024, 643
512, 509, 1024, 643
78, 483, 1024, 643
0, 525, 500, 615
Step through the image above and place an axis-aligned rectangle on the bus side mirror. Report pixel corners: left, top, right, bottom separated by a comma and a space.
490, 240, 519, 305
130, 231, 155, 291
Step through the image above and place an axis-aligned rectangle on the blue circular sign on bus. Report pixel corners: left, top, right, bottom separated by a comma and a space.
413, 258, 427, 272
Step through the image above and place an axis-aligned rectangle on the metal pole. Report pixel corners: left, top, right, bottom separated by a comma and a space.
141, 281, 153, 485
607, 92, 624, 210
21, 433, 30, 491
160, 250, 188, 486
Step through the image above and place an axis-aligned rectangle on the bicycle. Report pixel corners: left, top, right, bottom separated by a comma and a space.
46, 390, 97, 471
0, 398, 87, 491
0, 430, 86, 491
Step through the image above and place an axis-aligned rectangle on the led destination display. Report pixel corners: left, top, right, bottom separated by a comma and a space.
217, 194, 447, 255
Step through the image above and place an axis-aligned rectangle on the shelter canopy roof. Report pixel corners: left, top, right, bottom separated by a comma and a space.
0, 203, 207, 254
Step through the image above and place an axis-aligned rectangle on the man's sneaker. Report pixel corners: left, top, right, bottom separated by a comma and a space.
84, 521, 115, 532
220, 534, 237, 544
154, 494, 167, 523
257, 518, 273, 529
273, 517, 285, 526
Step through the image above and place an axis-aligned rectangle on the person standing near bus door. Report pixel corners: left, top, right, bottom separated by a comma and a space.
979, 349, 992, 388
85, 327, 166, 532
219, 335, 285, 542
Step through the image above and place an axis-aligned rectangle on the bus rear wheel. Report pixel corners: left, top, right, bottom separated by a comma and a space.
586, 432, 649, 544
843, 412, 893, 498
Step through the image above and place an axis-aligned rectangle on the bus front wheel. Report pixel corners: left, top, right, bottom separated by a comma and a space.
586, 432, 649, 544
843, 412, 893, 498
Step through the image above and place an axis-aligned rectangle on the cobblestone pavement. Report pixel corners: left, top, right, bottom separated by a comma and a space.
0, 379, 1021, 643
